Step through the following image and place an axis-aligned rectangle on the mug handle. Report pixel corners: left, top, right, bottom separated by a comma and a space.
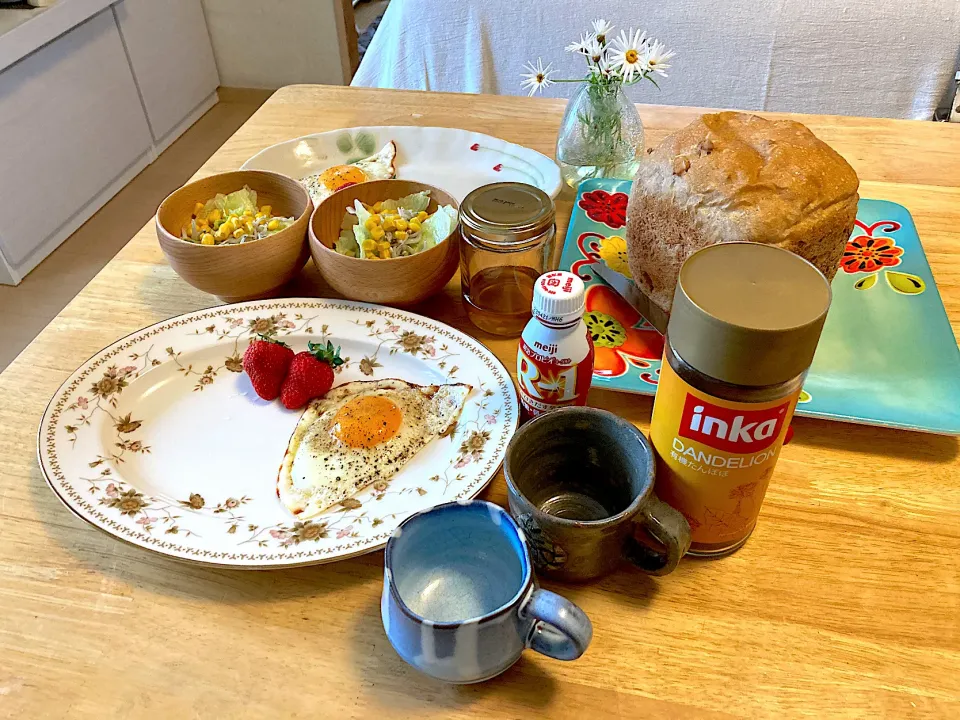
522, 589, 593, 661
625, 493, 692, 576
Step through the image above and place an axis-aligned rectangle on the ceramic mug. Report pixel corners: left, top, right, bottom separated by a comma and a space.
504, 407, 691, 581
381, 500, 593, 683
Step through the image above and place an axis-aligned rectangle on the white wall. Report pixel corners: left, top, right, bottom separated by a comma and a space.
201, 0, 350, 88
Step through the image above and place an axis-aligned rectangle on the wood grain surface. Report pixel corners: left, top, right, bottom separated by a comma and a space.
1, 86, 958, 719
156, 169, 312, 302
309, 178, 460, 305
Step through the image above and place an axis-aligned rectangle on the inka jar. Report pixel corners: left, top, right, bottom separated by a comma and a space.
459, 183, 557, 336
649, 243, 832, 557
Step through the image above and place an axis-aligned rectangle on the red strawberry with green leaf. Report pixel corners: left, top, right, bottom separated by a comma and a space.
242, 335, 294, 401
280, 341, 345, 410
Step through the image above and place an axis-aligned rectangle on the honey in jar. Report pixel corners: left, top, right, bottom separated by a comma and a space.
459, 183, 557, 336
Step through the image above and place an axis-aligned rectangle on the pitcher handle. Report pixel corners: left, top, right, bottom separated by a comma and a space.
625, 494, 691, 576
522, 588, 592, 661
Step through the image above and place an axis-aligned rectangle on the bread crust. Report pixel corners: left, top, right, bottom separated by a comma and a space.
626, 112, 859, 314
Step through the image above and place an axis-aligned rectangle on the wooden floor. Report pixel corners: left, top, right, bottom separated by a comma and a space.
0, 89, 270, 372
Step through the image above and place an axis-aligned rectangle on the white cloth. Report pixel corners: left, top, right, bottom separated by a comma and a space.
353, 0, 960, 120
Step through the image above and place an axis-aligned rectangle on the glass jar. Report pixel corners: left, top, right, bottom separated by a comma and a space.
459, 183, 556, 336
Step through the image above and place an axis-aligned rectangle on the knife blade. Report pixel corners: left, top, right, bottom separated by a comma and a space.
591, 262, 670, 334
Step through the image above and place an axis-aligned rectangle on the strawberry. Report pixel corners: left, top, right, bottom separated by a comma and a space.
242, 335, 294, 401
280, 341, 345, 410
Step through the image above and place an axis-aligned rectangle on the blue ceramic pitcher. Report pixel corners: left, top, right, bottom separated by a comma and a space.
381, 500, 593, 683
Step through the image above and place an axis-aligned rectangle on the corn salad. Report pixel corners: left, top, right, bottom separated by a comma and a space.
180, 186, 294, 245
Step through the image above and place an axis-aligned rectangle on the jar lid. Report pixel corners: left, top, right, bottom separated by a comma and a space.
532, 271, 585, 326
668, 243, 832, 386
459, 182, 555, 250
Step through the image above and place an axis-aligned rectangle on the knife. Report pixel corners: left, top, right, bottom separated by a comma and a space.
591, 262, 670, 334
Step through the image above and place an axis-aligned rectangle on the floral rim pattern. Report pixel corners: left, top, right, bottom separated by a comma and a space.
39, 300, 518, 567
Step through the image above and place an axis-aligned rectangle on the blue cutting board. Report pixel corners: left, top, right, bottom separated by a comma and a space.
560, 178, 960, 435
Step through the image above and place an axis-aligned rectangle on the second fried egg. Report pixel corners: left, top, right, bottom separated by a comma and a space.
301, 141, 397, 204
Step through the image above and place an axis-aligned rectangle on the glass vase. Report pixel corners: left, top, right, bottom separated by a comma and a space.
556, 83, 645, 188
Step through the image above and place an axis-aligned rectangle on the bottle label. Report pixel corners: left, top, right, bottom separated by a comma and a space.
649, 357, 800, 547
517, 337, 593, 417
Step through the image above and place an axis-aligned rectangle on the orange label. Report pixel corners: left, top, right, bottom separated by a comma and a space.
650, 357, 800, 548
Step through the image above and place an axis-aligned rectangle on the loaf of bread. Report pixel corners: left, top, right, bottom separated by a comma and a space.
626, 112, 859, 315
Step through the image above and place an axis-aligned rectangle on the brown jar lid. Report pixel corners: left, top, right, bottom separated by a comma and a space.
460, 182, 555, 251
668, 242, 832, 387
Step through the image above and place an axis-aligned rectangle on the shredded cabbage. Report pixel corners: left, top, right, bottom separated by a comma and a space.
202, 186, 258, 218
419, 205, 458, 250
351, 200, 374, 258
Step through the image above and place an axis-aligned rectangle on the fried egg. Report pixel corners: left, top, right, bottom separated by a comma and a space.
301, 141, 397, 204
278, 379, 471, 518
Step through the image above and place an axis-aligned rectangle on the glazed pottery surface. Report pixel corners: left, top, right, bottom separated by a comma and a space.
381, 501, 592, 683
504, 407, 691, 581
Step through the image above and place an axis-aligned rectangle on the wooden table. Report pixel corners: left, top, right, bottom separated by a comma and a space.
2, 86, 959, 718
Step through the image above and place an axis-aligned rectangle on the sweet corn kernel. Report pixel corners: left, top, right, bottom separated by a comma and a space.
208, 209, 221, 224
381, 218, 396, 232
364, 217, 379, 230
221, 220, 235, 234
233, 229, 246, 239
260, 205, 272, 215
395, 218, 408, 231
379, 248, 391, 259
215, 227, 230, 241
372, 202, 383, 212
243, 208, 255, 217
361, 238, 377, 251
370, 226, 385, 240
267, 219, 281, 231
200, 234, 215, 245
255, 212, 266, 221
394, 230, 408, 241
408, 219, 421, 233
417, 211, 429, 222
194, 202, 205, 215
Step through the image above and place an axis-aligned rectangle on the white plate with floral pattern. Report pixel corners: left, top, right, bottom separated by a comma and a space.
38, 299, 518, 568
241, 126, 562, 201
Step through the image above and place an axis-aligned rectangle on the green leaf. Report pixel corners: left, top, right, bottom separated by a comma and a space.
355, 132, 376, 156
853, 273, 877, 291
884, 270, 925, 295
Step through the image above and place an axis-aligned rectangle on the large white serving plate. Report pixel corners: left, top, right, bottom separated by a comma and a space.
39, 299, 518, 568
241, 126, 563, 201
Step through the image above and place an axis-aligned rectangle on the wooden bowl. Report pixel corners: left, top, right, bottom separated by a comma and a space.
309, 179, 460, 306
156, 170, 312, 302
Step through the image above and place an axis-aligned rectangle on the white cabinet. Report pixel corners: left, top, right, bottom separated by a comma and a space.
0, 0, 220, 283
113, 0, 219, 148
0, 9, 153, 271
201, 0, 352, 88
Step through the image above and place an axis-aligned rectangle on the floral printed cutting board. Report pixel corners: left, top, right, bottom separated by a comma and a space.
561, 178, 960, 435
38, 299, 518, 567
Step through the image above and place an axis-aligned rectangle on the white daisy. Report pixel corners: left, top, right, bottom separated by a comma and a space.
520, 58, 555, 96
642, 39, 676, 77
582, 37, 605, 67
591, 19, 615, 45
608, 28, 649, 81
595, 54, 619, 80
565, 32, 593, 55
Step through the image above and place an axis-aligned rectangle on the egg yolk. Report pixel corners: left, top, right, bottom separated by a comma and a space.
332, 395, 402, 448
319, 165, 367, 192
